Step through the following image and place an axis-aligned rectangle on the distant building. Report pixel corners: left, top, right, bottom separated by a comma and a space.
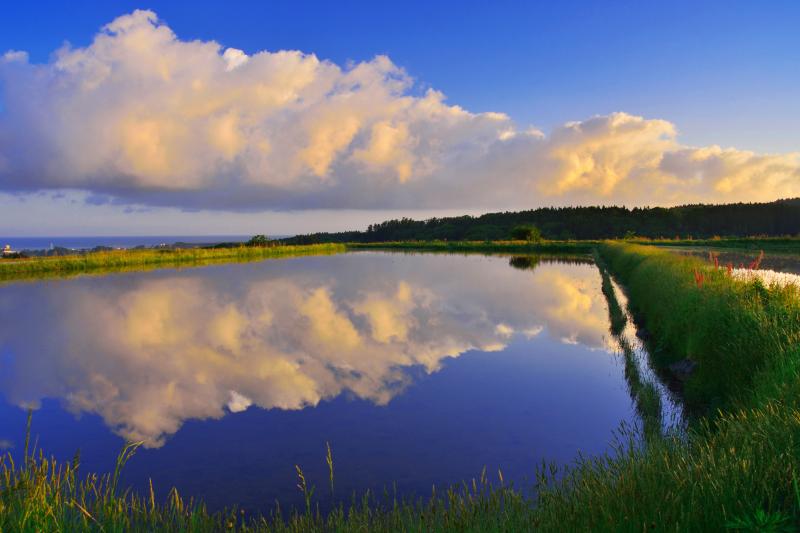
2, 244, 23, 258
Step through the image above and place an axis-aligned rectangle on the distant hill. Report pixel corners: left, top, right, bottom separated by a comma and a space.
283, 198, 800, 243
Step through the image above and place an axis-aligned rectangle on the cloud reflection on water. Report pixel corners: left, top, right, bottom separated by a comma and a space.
0, 254, 612, 447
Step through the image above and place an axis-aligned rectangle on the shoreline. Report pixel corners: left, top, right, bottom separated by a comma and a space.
2, 238, 796, 284
0, 244, 346, 283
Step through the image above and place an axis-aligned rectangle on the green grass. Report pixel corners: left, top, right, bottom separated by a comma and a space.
529, 399, 800, 531
600, 242, 800, 414
1, 413, 537, 532
0, 244, 346, 283
347, 240, 598, 254
3, 241, 800, 531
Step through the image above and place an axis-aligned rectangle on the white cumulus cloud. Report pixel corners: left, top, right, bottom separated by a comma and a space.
0, 10, 798, 210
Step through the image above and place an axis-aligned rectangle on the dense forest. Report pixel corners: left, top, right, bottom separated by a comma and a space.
283, 198, 800, 243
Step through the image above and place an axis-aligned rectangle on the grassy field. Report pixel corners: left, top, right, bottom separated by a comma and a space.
0, 244, 346, 283
2, 241, 800, 530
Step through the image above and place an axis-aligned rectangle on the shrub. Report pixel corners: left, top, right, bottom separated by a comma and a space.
246, 234, 270, 247
510, 225, 543, 242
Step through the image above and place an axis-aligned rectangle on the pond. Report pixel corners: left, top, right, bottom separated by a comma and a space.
0, 251, 648, 513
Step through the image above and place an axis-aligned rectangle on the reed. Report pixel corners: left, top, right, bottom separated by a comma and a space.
1, 415, 537, 532
530, 399, 800, 531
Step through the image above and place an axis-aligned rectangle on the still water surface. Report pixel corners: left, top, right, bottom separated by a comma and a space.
0, 252, 637, 512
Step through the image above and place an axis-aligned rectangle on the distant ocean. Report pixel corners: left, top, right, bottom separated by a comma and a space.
0, 235, 255, 251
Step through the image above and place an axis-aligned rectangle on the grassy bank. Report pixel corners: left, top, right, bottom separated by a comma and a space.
3, 242, 800, 531
0, 244, 346, 283
348, 240, 597, 254
601, 243, 800, 413
519, 243, 800, 530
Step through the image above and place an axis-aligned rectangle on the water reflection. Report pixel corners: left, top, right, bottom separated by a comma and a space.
0, 253, 615, 448
671, 248, 800, 275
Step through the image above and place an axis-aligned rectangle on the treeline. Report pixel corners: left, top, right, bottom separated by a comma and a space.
283, 198, 800, 243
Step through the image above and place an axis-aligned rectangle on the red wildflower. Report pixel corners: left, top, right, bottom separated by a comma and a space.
748, 250, 764, 270
694, 268, 705, 288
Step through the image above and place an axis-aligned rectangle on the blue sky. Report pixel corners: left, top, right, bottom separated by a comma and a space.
5, 0, 798, 152
0, 1, 799, 235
